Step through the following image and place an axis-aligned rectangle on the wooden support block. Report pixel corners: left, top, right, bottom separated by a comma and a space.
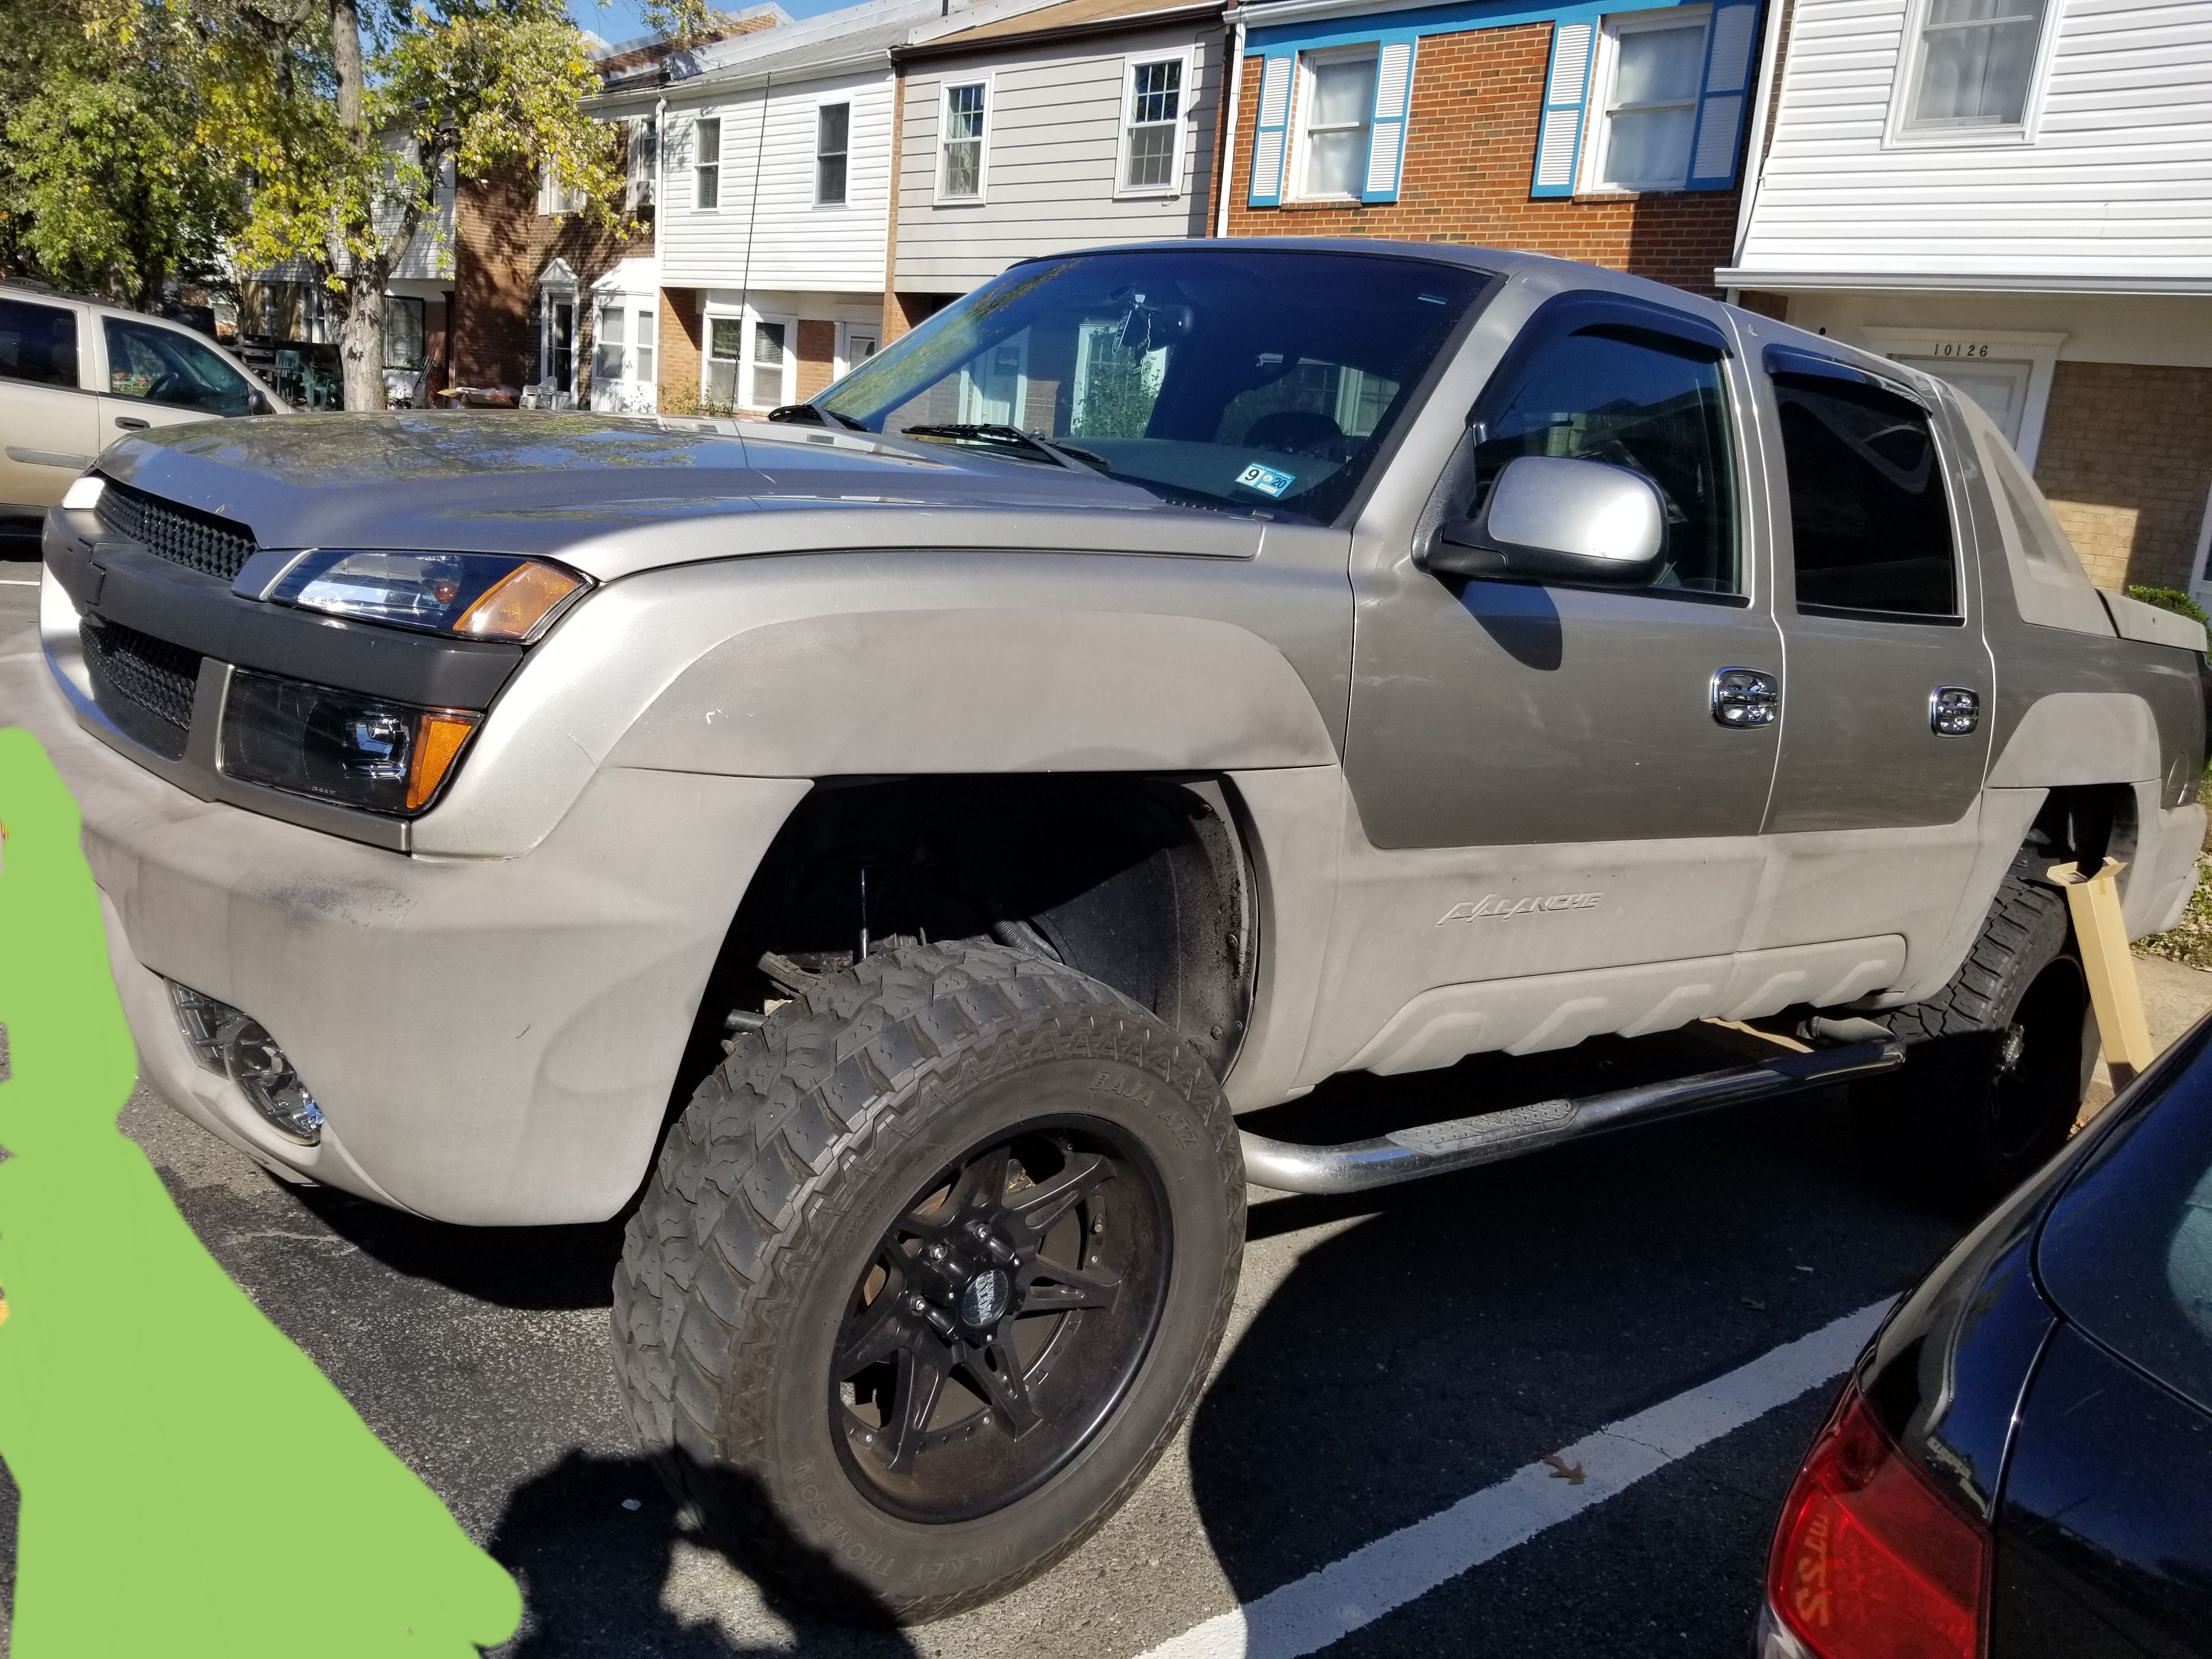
2049, 857, 2158, 1087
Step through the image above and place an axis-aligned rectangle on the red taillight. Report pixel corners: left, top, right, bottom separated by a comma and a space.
1767, 1382, 1989, 1659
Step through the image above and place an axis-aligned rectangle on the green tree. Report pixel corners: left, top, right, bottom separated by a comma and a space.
0, 0, 240, 306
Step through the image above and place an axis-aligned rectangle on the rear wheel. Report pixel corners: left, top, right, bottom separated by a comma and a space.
1852, 857, 2097, 1204
611, 941, 1243, 1621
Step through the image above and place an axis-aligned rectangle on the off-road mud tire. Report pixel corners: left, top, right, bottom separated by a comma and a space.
610, 940, 1245, 1622
1850, 851, 2097, 1205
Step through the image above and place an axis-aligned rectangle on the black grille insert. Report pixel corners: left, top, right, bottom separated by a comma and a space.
94, 478, 257, 582
82, 617, 201, 759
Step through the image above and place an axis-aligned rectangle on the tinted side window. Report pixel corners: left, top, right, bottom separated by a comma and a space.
1470, 326, 1739, 594
1775, 374, 1957, 618
104, 317, 253, 415
0, 297, 81, 388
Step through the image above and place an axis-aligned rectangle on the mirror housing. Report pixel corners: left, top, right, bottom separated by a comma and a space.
1424, 454, 1666, 588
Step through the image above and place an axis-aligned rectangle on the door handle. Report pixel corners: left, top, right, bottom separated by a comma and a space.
1931, 686, 1981, 737
114, 416, 149, 431
1712, 667, 1780, 729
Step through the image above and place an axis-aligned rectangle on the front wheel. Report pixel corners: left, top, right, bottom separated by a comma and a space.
611, 943, 1244, 1621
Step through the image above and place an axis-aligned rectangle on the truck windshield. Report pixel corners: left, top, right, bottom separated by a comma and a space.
816, 249, 1492, 523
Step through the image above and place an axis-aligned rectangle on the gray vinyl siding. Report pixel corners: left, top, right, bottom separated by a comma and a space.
895, 22, 1220, 294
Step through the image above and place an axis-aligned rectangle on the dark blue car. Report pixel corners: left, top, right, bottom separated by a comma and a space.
1759, 1013, 2212, 1659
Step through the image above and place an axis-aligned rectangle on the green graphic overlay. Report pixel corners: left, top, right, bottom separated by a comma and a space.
0, 729, 521, 1654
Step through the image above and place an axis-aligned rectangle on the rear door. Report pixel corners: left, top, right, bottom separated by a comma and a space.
1741, 327, 1995, 950
0, 294, 100, 514
94, 314, 261, 440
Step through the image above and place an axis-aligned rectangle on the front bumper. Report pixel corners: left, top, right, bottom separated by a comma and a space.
3, 618, 807, 1224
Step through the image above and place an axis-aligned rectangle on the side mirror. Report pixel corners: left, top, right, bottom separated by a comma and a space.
1424, 454, 1666, 588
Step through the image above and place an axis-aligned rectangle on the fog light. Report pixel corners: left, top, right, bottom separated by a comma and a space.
168, 981, 324, 1145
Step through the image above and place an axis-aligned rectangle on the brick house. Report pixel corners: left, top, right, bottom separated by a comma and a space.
1216, 0, 1769, 296
1719, 0, 2212, 596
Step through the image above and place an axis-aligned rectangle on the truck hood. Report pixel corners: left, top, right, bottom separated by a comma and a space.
96, 411, 1269, 579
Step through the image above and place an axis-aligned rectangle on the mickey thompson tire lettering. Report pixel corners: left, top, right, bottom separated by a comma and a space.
610, 941, 1246, 1622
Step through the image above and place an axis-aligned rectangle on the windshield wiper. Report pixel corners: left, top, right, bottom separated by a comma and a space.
899, 423, 1109, 473
766, 402, 869, 432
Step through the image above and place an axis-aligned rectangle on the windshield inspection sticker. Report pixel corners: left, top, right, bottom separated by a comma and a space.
1234, 462, 1295, 498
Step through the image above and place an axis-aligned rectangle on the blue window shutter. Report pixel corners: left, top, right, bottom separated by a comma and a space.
1530, 21, 1594, 200
1361, 40, 1416, 204
1248, 54, 1294, 207
1686, 1, 1762, 189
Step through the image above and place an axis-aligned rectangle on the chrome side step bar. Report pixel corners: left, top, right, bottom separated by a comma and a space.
1240, 1037, 1903, 1197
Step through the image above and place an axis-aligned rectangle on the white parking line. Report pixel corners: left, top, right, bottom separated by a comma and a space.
1140, 1297, 1893, 1659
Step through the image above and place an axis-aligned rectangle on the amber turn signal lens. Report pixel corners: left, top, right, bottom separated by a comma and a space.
456, 560, 584, 640
406, 710, 479, 811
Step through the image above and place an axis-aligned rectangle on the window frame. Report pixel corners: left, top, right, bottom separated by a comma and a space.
99, 315, 257, 415
535, 161, 589, 217
1462, 290, 1752, 605
694, 114, 723, 212
743, 312, 798, 412
0, 295, 84, 391
1115, 48, 1195, 199
935, 78, 992, 204
1763, 346, 1966, 626
1288, 44, 1378, 203
816, 100, 851, 207
1580, 5, 1714, 196
625, 117, 657, 212
1885, 0, 2060, 148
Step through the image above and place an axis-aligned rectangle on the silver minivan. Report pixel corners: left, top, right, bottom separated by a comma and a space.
0, 280, 286, 539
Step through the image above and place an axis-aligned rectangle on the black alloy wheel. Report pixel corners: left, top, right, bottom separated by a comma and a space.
1983, 955, 2093, 1167
832, 1121, 1169, 1522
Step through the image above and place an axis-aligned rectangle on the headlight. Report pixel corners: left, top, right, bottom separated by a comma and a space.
221, 669, 479, 815
269, 550, 586, 641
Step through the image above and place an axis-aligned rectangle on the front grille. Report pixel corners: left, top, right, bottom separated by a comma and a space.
94, 478, 257, 582
82, 617, 201, 759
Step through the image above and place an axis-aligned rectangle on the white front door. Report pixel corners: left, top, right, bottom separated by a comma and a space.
958, 334, 1028, 426
1892, 354, 2034, 447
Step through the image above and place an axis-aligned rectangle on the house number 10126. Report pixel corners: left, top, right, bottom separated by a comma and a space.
1928, 342, 1995, 358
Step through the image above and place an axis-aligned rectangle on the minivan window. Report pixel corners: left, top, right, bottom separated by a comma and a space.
817, 250, 1491, 524
1774, 373, 1957, 618
0, 297, 81, 389
1469, 325, 1740, 595
104, 316, 255, 416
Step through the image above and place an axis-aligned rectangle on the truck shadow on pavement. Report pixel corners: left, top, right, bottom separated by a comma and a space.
290, 1187, 629, 1311
1186, 1034, 1971, 1655
484, 1450, 921, 1658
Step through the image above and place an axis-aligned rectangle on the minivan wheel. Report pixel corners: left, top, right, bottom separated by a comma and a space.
611, 941, 1244, 1622
1850, 858, 2097, 1204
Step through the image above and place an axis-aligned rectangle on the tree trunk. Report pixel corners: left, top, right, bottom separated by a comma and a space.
328, 0, 385, 410
336, 272, 387, 412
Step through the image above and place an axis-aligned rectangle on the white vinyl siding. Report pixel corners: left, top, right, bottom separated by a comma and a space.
657, 67, 898, 293
1735, 0, 2212, 285
894, 24, 1219, 292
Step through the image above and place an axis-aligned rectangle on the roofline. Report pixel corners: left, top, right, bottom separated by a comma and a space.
894, 0, 1226, 59
588, 42, 897, 109
1224, 0, 1465, 27
1717, 268, 2212, 298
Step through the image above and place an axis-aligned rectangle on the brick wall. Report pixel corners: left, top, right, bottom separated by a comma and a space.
795, 319, 838, 400
658, 287, 704, 412
2034, 360, 2212, 592
883, 291, 952, 345
1217, 25, 1745, 297
451, 166, 649, 396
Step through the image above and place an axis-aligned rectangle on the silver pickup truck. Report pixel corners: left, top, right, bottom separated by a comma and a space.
16, 240, 2209, 1619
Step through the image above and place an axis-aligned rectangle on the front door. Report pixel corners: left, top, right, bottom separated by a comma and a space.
1747, 337, 1994, 950
1344, 291, 1782, 996
0, 295, 98, 514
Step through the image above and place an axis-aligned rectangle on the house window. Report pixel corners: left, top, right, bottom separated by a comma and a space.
695, 116, 721, 210
634, 308, 656, 385
940, 82, 986, 200
536, 162, 588, 216
1121, 57, 1184, 191
749, 319, 789, 409
817, 103, 850, 205
1905, 0, 2050, 129
705, 315, 742, 407
383, 297, 425, 371
593, 306, 626, 387
1293, 49, 1375, 200
625, 119, 657, 211
1591, 9, 1711, 190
